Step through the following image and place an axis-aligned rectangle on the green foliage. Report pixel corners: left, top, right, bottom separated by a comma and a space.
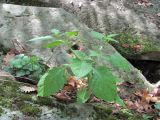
90, 31, 119, 43
90, 31, 105, 40
89, 66, 117, 101
28, 29, 80, 50
111, 31, 142, 57
77, 88, 91, 103
105, 52, 130, 72
38, 67, 67, 97
110, 31, 160, 57
142, 114, 153, 120
154, 102, 160, 110
44, 40, 65, 48
89, 66, 124, 106
29, 29, 131, 106
65, 31, 79, 37
29, 35, 53, 42
69, 58, 92, 78
4, 54, 45, 80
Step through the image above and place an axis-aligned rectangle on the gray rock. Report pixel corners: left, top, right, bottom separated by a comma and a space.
0, 3, 156, 119
59, 0, 160, 61
2, 0, 159, 61
0, 4, 154, 89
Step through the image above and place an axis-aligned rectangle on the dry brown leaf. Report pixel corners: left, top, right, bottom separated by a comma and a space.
125, 100, 134, 107
19, 86, 37, 93
90, 96, 101, 103
63, 85, 74, 92
67, 76, 87, 90
76, 79, 87, 90
68, 76, 76, 87
141, 89, 150, 103
55, 92, 71, 101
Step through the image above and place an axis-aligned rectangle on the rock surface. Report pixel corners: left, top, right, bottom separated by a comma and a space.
0, 3, 154, 89
0, 76, 145, 120
60, 0, 160, 61
2, 0, 160, 61
0, 3, 157, 119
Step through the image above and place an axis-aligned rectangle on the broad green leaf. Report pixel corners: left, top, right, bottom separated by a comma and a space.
103, 37, 119, 43
30, 56, 38, 63
16, 70, 26, 77
22, 56, 30, 64
89, 50, 100, 57
154, 102, 160, 110
72, 50, 89, 60
89, 66, 120, 103
28, 35, 53, 42
108, 39, 119, 43
44, 40, 65, 48
65, 31, 79, 37
90, 31, 105, 40
77, 88, 90, 103
10, 59, 23, 68
115, 96, 125, 107
38, 67, 67, 97
142, 114, 153, 120
105, 52, 130, 71
105, 34, 119, 38
70, 59, 92, 77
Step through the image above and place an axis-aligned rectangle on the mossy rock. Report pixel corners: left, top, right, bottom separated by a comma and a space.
0, 107, 4, 116
0, 78, 146, 120
111, 30, 160, 61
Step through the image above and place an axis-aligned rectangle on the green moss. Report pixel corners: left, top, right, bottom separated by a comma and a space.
0, 82, 18, 109
93, 105, 117, 120
0, 107, 4, 116
111, 31, 160, 58
18, 94, 32, 101
119, 112, 144, 120
94, 105, 113, 114
0, 97, 12, 108
93, 104, 144, 120
12, 116, 20, 120
20, 104, 41, 116
34, 97, 53, 106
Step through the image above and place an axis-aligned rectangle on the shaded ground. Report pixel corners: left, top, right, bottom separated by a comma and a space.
129, 59, 160, 84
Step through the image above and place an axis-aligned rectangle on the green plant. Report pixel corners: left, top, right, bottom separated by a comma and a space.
4, 54, 45, 80
142, 114, 153, 120
29, 29, 131, 106
90, 31, 119, 43
154, 102, 160, 110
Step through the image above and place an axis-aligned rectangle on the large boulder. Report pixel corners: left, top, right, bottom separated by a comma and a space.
0, 4, 154, 89
60, 0, 160, 61
2, 0, 159, 61
0, 3, 157, 119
